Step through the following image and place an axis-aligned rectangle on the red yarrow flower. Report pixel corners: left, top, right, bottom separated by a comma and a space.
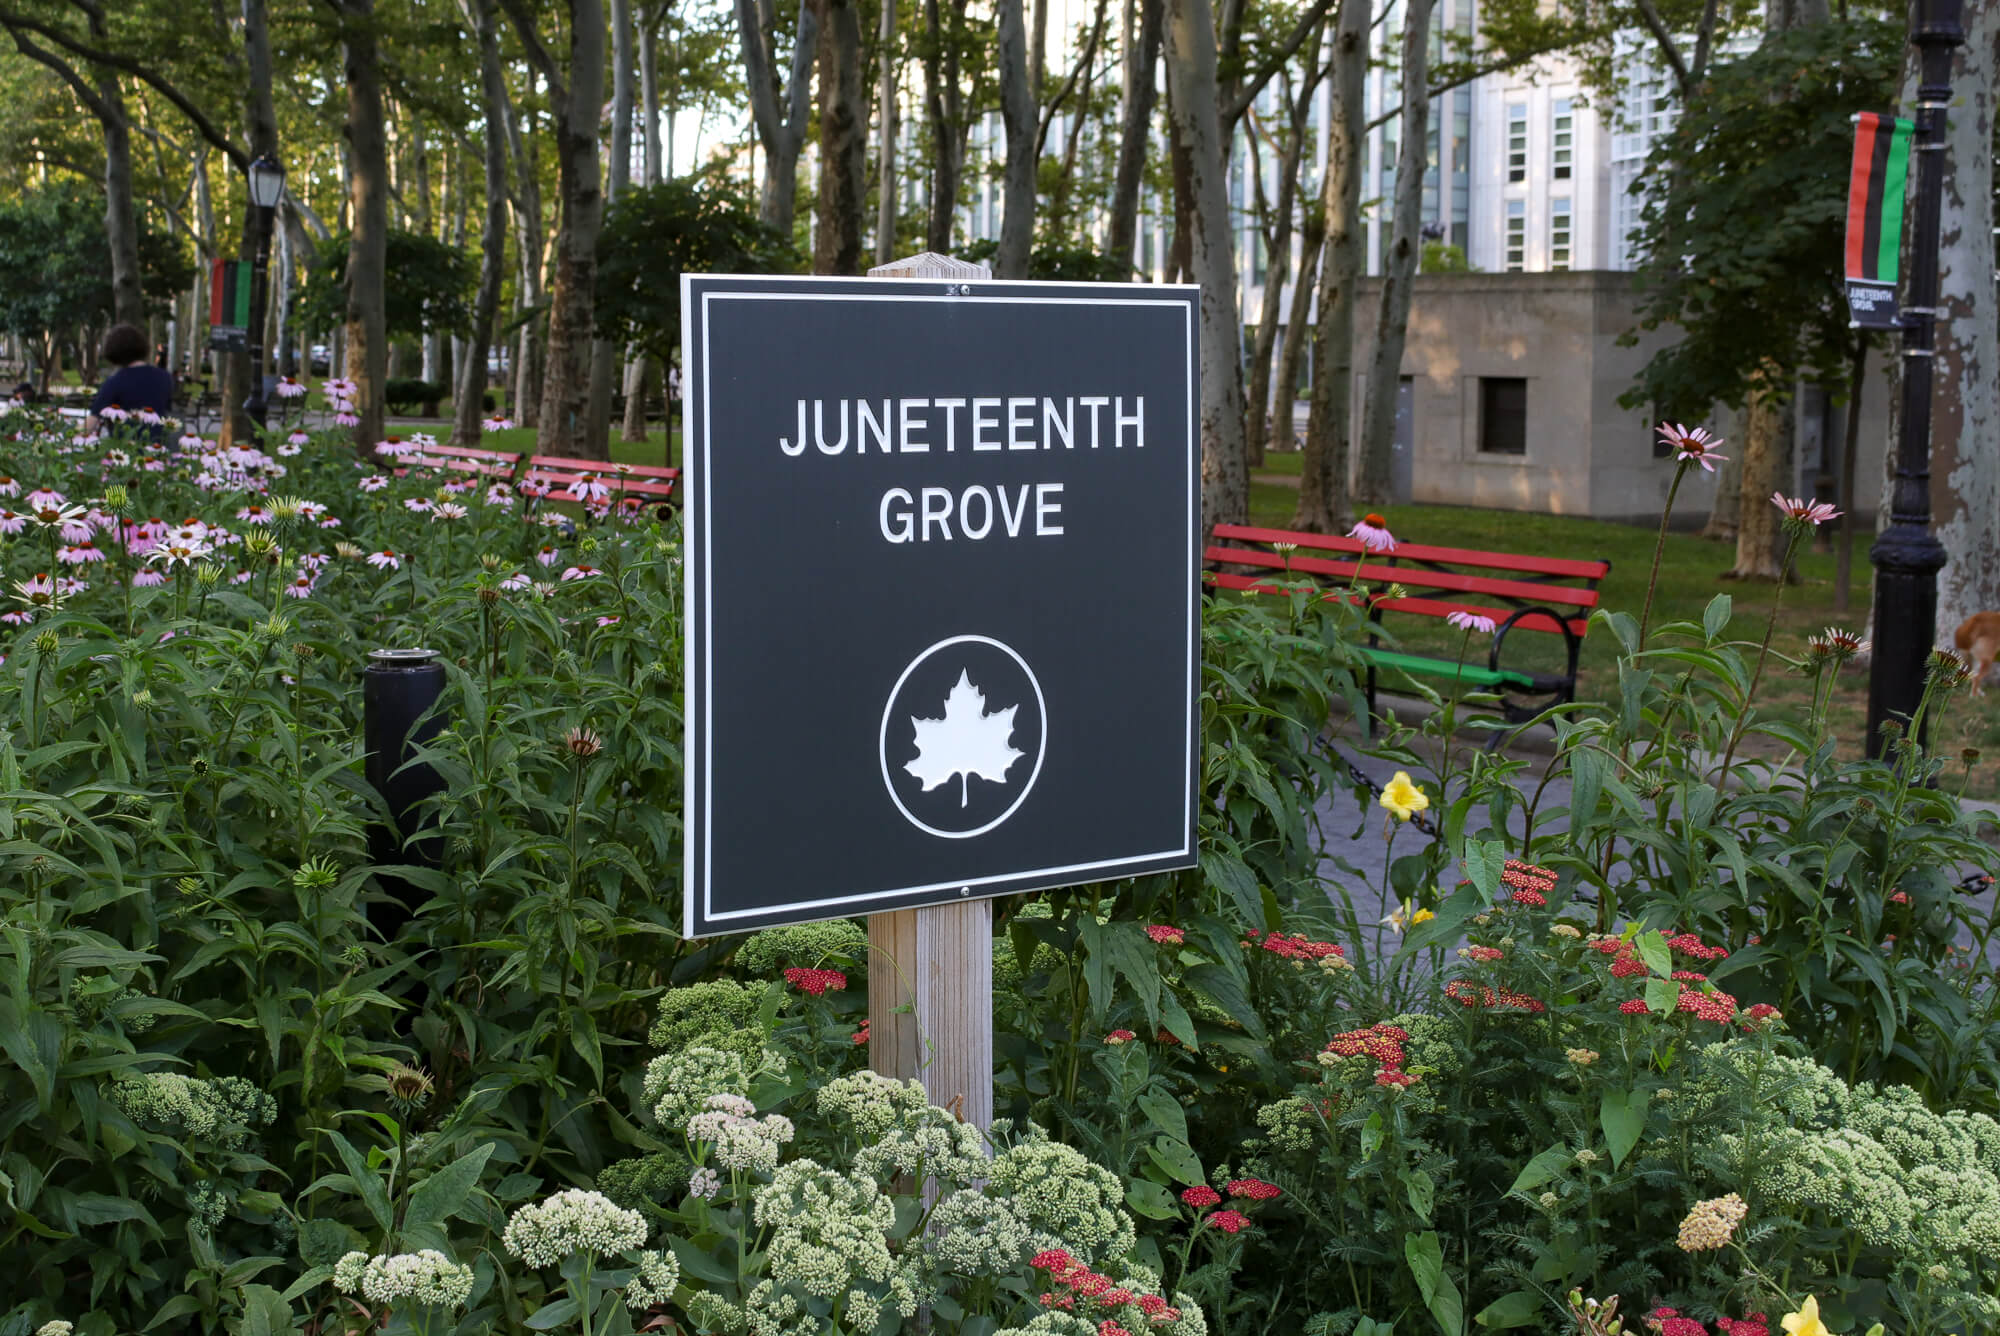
1181, 1185, 1222, 1208
1031, 1248, 1077, 1277
1376, 1069, 1419, 1089
1618, 998, 1652, 1015
1098, 1321, 1134, 1336
1203, 1209, 1251, 1233
1464, 945, 1504, 963
1105, 1029, 1137, 1045
782, 967, 848, 996
1145, 924, 1186, 945
1226, 1178, 1283, 1200
852, 1019, 870, 1046
1444, 980, 1496, 1008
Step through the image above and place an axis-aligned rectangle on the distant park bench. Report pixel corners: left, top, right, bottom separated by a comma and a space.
1203, 522, 1610, 729
396, 443, 679, 513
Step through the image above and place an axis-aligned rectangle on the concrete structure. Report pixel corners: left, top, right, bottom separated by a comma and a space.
1345, 271, 1893, 522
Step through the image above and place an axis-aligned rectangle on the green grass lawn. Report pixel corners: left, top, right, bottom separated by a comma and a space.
471, 425, 682, 469
1242, 453, 2000, 790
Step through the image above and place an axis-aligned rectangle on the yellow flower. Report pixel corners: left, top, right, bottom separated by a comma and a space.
1782, 1296, 1835, 1336
1380, 771, 1430, 821
1411, 908, 1436, 925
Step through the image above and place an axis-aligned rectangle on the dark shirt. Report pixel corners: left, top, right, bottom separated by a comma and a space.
91, 364, 176, 419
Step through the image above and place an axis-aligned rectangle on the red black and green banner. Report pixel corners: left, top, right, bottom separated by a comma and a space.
1844, 111, 1913, 329
208, 258, 251, 350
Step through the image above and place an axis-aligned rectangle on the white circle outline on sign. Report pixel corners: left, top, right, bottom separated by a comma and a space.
878, 634, 1048, 840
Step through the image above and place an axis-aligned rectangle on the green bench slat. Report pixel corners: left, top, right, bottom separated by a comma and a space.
1354, 646, 1537, 690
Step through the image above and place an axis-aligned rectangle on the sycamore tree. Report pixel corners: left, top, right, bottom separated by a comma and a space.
1620, 16, 1901, 579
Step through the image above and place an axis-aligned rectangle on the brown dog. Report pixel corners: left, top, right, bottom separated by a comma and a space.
1954, 611, 2000, 695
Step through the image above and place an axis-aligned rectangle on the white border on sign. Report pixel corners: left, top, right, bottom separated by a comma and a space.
877, 634, 1050, 840
686, 280, 1199, 932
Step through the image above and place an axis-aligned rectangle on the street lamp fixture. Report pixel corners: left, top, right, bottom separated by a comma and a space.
242, 154, 286, 431
1863, 0, 1961, 756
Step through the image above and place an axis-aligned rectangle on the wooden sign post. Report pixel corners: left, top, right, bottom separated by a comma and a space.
865, 252, 997, 1128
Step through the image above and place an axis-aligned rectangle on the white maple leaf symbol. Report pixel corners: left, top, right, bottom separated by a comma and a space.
904, 669, 1025, 808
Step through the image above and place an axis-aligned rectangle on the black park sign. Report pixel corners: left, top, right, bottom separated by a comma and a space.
680, 275, 1199, 937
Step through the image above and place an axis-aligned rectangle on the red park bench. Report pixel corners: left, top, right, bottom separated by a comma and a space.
405, 442, 522, 479
1203, 522, 1610, 729
393, 443, 680, 515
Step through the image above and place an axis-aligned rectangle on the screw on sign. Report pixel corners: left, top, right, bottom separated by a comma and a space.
679, 256, 1200, 1126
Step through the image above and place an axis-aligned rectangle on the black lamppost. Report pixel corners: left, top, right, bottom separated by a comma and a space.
1865, 0, 1962, 756
242, 154, 286, 431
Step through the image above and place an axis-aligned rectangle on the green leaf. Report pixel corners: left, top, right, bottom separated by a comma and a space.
1400, 881, 1481, 957
403, 1141, 495, 1232
1144, 1135, 1205, 1188
237, 1284, 291, 1336
1636, 930, 1673, 978
1508, 1145, 1571, 1195
1645, 977, 1681, 1016
1136, 1091, 1189, 1147
1126, 1180, 1180, 1220
1403, 1230, 1463, 1336
1462, 839, 1505, 903
1600, 1088, 1647, 1168
1403, 1169, 1436, 1223
671, 1236, 738, 1285
525, 1298, 582, 1330
1702, 593, 1733, 642
326, 1132, 392, 1235
1475, 1290, 1547, 1328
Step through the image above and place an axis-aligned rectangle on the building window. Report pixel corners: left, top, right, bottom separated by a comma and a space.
1550, 196, 1572, 271
1552, 98, 1573, 181
1480, 378, 1528, 455
1507, 103, 1527, 183
1505, 199, 1526, 272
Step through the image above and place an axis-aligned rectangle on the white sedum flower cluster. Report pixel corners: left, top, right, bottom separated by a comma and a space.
815, 1069, 933, 1139
502, 1189, 649, 1267
36, 1322, 74, 1336
749, 1160, 926, 1332
643, 1045, 749, 1133
626, 1248, 681, 1309
330, 1249, 475, 1309
687, 1094, 796, 1175
987, 1130, 1137, 1262
110, 1072, 276, 1149
927, 1189, 1036, 1276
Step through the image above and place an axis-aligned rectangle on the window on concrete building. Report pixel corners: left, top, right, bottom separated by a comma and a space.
1505, 199, 1526, 272
1507, 103, 1527, 183
1553, 98, 1574, 181
1480, 378, 1528, 455
1550, 196, 1572, 271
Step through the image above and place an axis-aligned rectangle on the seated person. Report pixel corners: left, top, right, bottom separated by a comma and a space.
89, 323, 175, 436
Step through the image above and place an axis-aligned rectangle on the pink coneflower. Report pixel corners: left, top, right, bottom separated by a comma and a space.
431, 501, 469, 521
236, 504, 272, 525
284, 574, 315, 598
13, 573, 56, 607
318, 516, 341, 528
276, 442, 301, 457
518, 479, 550, 499
275, 376, 307, 399
26, 488, 65, 509
98, 404, 129, 422
0, 510, 25, 535
568, 474, 611, 503
0, 477, 18, 497
442, 479, 474, 495
1446, 610, 1498, 634
500, 572, 531, 590
1656, 422, 1727, 471
535, 546, 560, 567
287, 429, 310, 447
229, 569, 252, 585
403, 497, 434, 514
136, 408, 162, 426
296, 501, 328, 521
178, 432, 207, 450
483, 415, 515, 430
334, 411, 359, 428
485, 484, 515, 508
366, 550, 402, 570
1772, 493, 1841, 527
595, 615, 621, 627
1348, 513, 1396, 553
409, 432, 438, 449
357, 475, 389, 493
298, 551, 330, 571
375, 438, 416, 459
56, 542, 104, 564
148, 541, 210, 569
131, 569, 166, 587
560, 564, 598, 581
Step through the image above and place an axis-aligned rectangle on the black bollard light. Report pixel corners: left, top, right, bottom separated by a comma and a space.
1865, 0, 1962, 756
363, 646, 448, 940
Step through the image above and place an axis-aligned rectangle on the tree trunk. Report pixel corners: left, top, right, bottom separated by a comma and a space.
523, 0, 609, 456
587, 0, 638, 457
341, 0, 388, 458
100, 72, 143, 326
993, 0, 1036, 277
1105, 0, 1162, 272
1164, 0, 1249, 529
1271, 210, 1322, 452
622, 354, 654, 441
1163, 78, 1193, 282
1356, 0, 1431, 506
739, 0, 818, 236
920, 0, 968, 251
218, 0, 280, 448
874, 0, 898, 264
504, 68, 544, 430
1294, 0, 1365, 532
1702, 434, 1743, 541
813, 0, 867, 273
453, 0, 511, 447
640, 14, 663, 184
1927, 0, 2000, 645
1726, 381, 1789, 579
1243, 51, 1319, 468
